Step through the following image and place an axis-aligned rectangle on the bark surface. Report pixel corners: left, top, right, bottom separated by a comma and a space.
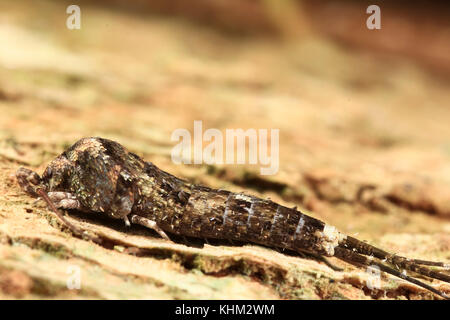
1, 0, 449, 300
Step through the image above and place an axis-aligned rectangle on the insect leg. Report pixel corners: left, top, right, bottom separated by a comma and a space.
130, 215, 170, 240
16, 168, 102, 244
310, 253, 343, 272
16, 167, 42, 197
47, 192, 81, 210
37, 189, 103, 245
334, 247, 449, 299
123, 215, 131, 227
341, 236, 450, 283
296, 249, 343, 271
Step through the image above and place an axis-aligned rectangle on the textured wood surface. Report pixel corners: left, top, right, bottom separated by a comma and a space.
1, 0, 449, 299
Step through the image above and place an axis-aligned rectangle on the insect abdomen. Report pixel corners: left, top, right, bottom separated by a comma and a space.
170, 186, 334, 255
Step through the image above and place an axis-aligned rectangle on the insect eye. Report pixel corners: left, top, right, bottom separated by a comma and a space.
43, 166, 53, 178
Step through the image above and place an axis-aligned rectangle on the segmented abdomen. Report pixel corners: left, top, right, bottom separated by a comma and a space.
160, 185, 337, 256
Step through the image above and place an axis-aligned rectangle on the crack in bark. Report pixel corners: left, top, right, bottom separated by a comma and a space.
341, 275, 441, 300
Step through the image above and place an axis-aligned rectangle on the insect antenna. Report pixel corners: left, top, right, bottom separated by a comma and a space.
343, 236, 450, 266
341, 236, 450, 283
405, 259, 450, 268
334, 247, 449, 299
36, 189, 103, 245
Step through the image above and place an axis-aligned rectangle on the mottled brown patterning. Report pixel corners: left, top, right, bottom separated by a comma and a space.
15, 137, 450, 299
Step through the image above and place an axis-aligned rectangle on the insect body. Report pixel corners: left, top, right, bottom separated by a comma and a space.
16, 137, 450, 299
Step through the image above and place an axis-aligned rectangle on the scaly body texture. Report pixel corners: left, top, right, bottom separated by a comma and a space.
16, 137, 450, 299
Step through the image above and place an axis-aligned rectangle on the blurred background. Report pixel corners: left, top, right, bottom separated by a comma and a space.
0, 0, 450, 299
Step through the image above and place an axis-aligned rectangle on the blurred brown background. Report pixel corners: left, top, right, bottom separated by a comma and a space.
0, 0, 449, 299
